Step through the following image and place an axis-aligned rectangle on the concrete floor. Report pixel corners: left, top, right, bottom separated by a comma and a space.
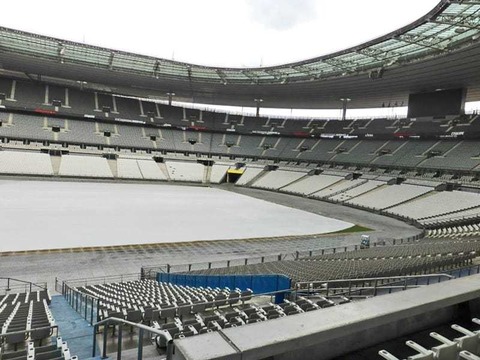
0, 182, 420, 291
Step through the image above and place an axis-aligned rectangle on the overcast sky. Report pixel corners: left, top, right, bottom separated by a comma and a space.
3, 0, 439, 67
7, 0, 477, 117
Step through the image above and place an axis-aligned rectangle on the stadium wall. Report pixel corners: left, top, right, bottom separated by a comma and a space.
173, 274, 480, 360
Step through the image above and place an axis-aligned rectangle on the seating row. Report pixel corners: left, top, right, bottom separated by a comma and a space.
379, 318, 480, 360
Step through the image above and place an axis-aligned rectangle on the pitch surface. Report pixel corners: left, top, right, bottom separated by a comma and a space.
0, 180, 353, 252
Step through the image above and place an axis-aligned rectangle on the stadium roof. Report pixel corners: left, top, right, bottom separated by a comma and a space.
0, 0, 480, 109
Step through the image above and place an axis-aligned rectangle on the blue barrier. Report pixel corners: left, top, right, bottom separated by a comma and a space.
157, 273, 291, 303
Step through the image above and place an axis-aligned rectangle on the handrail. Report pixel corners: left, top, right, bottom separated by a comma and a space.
0, 324, 58, 338
62, 273, 141, 287
65, 284, 99, 301
95, 316, 166, 333
62, 283, 100, 325
295, 274, 454, 297
92, 317, 173, 360
295, 273, 454, 288
141, 234, 425, 279
0, 277, 48, 292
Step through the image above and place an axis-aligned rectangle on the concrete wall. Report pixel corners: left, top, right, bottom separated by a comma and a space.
173, 274, 480, 360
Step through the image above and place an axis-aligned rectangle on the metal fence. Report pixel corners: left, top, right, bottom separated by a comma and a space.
0, 277, 47, 295
56, 273, 141, 325
141, 232, 425, 279
294, 273, 454, 298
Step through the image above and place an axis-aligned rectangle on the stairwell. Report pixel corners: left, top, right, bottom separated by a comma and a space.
203, 164, 212, 184
157, 162, 171, 181
107, 159, 118, 178
50, 155, 62, 176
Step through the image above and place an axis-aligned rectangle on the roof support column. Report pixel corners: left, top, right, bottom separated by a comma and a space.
254, 98, 263, 117
166, 92, 175, 106
340, 98, 351, 121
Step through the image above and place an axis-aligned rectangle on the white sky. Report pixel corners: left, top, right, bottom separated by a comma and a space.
6, 0, 478, 117
3, 0, 439, 67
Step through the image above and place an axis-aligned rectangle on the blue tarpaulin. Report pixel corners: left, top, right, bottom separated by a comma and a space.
157, 272, 291, 303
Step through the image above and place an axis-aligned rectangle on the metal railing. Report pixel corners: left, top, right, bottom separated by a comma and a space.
89, 288, 290, 360
142, 254, 291, 278
295, 274, 454, 298
92, 317, 173, 360
62, 282, 99, 325
0, 324, 59, 345
0, 277, 47, 295
57, 273, 141, 289
57, 273, 142, 325
445, 263, 480, 278
141, 233, 424, 280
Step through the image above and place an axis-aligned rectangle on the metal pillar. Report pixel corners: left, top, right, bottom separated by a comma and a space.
340, 98, 351, 121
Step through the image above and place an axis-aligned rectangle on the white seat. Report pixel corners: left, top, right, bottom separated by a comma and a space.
406, 340, 435, 360
378, 350, 400, 360
460, 350, 480, 360
430, 332, 460, 360
452, 324, 480, 355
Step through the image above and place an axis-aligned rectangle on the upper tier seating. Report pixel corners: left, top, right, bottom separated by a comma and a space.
420, 141, 480, 170
4, 76, 477, 139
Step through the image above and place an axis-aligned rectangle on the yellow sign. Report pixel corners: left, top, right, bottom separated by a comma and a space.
227, 168, 244, 175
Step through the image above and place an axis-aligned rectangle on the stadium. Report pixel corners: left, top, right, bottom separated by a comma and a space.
0, 0, 480, 359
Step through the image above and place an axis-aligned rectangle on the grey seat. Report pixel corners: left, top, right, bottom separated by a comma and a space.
31, 327, 52, 345
126, 309, 142, 323
191, 301, 206, 314
214, 294, 227, 308
159, 306, 176, 322
460, 351, 480, 360
228, 291, 240, 306
5, 331, 27, 350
